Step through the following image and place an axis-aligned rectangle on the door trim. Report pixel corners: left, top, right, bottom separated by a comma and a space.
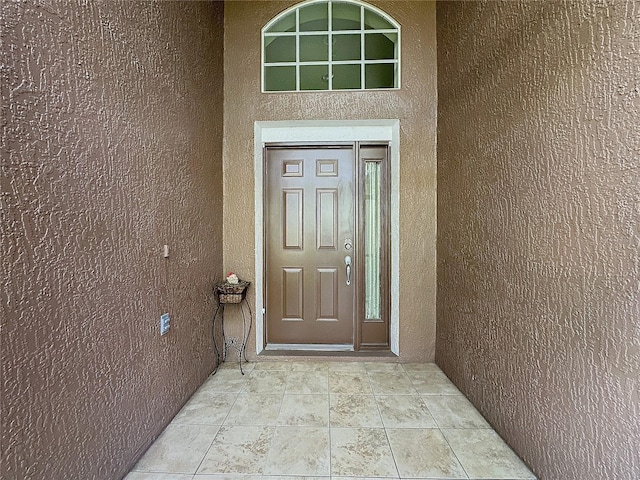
254, 120, 400, 355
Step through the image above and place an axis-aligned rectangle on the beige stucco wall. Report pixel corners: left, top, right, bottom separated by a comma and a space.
436, 1, 640, 479
223, 0, 437, 362
1, 2, 224, 478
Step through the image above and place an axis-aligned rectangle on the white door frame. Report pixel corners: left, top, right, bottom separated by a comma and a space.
254, 119, 400, 355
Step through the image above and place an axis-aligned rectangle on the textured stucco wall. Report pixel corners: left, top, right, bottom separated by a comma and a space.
436, 1, 640, 479
223, 0, 437, 362
1, 2, 224, 479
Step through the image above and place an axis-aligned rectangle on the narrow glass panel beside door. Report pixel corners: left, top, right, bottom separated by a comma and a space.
364, 161, 381, 320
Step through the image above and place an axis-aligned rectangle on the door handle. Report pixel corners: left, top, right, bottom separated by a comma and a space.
344, 255, 352, 286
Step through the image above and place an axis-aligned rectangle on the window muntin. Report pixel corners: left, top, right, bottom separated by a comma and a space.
262, 0, 400, 92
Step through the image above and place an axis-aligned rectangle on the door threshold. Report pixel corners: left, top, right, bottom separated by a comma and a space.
259, 349, 396, 358
265, 343, 354, 352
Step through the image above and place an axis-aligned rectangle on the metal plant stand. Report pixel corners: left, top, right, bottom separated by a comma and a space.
211, 280, 252, 375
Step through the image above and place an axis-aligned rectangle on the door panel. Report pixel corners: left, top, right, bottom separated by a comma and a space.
283, 189, 303, 249
317, 268, 339, 320
266, 146, 355, 345
282, 267, 303, 320
317, 189, 338, 249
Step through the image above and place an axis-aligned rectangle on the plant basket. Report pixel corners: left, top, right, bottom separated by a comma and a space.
215, 280, 250, 304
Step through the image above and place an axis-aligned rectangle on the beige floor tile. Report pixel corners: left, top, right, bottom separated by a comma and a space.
442, 429, 536, 479
330, 427, 399, 478
202, 370, 249, 394
406, 371, 462, 396
194, 476, 261, 480
331, 478, 397, 480
278, 394, 329, 426
289, 361, 330, 372
244, 371, 288, 394
263, 477, 328, 480
126, 361, 536, 480
197, 425, 275, 475
328, 371, 373, 394
376, 395, 437, 428
262, 477, 329, 480
172, 392, 237, 425
285, 371, 329, 394
330, 394, 383, 427
216, 360, 255, 373
386, 428, 468, 479
253, 361, 293, 371
361, 362, 405, 373
328, 362, 369, 372
132, 424, 219, 474
264, 426, 331, 476
423, 395, 490, 428
402, 363, 442, 373
369, 371, 418, 395
125, 473, 193, 480
224, 394, 282, 426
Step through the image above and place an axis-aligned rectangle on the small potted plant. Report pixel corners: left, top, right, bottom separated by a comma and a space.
226, 272, 239, 284
215, 272, 250, 303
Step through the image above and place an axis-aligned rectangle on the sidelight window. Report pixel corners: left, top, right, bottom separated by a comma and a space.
364, 161, 382, 319
262, 0, 401, 92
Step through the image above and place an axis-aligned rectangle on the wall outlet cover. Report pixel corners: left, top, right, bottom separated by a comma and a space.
160, 313, 170, 335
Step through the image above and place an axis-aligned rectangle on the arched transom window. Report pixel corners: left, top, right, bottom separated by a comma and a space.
262, 0, 400, 92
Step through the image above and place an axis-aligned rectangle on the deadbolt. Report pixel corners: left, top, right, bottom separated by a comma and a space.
344, 239, 353, 251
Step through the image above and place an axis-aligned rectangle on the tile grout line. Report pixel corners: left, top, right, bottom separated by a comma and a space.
370, 369, 401, 480
191, 379, 242, 477
402, 364, 469, 480
440, 427, 472, 480
322, 366, 332, 477
254, 367, 283, 476
328, 369, 338, 476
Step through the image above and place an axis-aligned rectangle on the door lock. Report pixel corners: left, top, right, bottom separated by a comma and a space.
344, 239, 353, 251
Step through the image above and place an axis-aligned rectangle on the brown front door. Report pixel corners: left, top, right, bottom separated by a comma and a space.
265, 145, 355, 345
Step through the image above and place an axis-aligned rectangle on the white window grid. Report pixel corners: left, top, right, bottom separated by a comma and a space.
262, 0, 401, 92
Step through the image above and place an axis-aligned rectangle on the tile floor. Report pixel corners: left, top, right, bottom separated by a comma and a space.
126, 361, 536, 480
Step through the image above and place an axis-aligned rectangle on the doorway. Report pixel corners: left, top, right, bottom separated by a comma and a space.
264, 143, 389, 350
254, 120, 400, 355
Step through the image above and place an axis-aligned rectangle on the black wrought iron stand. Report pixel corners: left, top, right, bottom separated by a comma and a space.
211, 280, 252, 375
